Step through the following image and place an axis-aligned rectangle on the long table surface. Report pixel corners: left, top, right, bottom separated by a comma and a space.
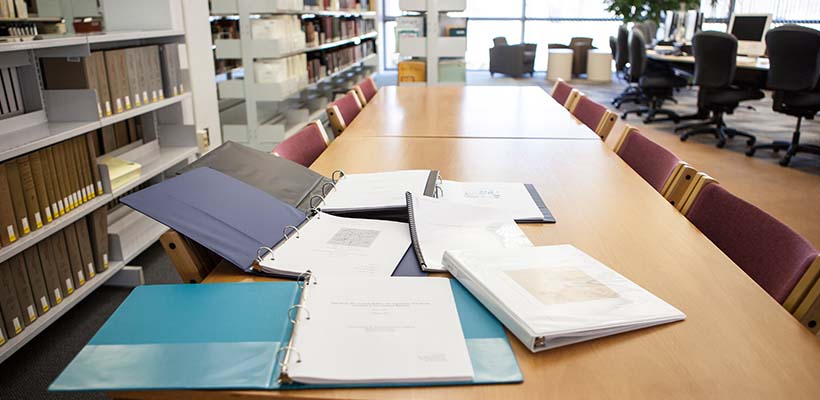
342, 85, 601, 140
114, 134, 820, 400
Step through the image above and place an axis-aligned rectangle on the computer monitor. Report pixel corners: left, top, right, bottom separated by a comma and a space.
684, 10, 703, 43
728, 14, 772, 57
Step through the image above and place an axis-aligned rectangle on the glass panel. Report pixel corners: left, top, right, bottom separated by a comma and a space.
526, 0, 615, 19
524, 20, 621, 71
701, 0, 731, 19
466, 20, 523, 69
383, 21, 399, 69
734, 0, 820, 21
451, 0, 524, 18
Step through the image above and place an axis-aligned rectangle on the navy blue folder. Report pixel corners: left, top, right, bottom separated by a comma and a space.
50, 280, 522, 391
122, 167, 425, 277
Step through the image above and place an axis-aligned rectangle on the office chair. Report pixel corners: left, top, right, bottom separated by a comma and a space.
677, 31, 763, 148
353, 76, 378, 106
683, 179, 819, 304
609, 36, 617, 60
326, 90, 362, 136
569, 37, 594, 76
746, 25, 820, 166
612, 25, 639, 107
271, 121, 330, 167
615, 127, 684, 194
572, 95, 617, 141
621, 29, 686, 124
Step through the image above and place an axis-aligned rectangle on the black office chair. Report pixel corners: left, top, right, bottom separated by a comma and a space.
747, 25, 820, 166
677, 31, 764, 148
621, 29, 686, 123
613, 25, 639, 107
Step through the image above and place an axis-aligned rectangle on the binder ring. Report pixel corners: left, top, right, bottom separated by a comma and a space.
256, 246, 273, 263
308, 207, 321, 219
321, 181, 337, 196
332, 169, 345, 183
283, 225, 300, 240
288, 304, 311, 323
276, 346, 301, 368
310, 195, 326, 209
434, 185, 444, 199
436, 174, 443, 186
297, 270, 316, 287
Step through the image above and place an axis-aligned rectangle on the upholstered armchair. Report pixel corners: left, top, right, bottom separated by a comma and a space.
489, 37, 537, 77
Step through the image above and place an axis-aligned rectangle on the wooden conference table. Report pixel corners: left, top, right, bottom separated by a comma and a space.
114, 87, 820, 400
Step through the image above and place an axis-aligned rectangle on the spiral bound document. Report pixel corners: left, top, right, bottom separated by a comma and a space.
406, 192, 534, 272
50, 277, 522, 391
435, 180, 555, 223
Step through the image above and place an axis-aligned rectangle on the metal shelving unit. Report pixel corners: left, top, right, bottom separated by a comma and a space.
0, 0, 205, 364
398, 0, 466, 85
210, 0, 379, 151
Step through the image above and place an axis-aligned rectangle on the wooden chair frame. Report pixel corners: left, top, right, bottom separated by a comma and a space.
326, 90, 362, 136
613, 124, 635, 153
679, 172, 718, 216
564, 88, 583, 112
594, 109, 618, 141
550, 77, 567, 96
353, 76, 377, 106
160, 230, 221, 283
663, 164, 701, 210
615, 125, 686, 196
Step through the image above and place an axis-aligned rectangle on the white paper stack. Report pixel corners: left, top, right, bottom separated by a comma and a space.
443, 245, 686, 352
322, 170, 436, 212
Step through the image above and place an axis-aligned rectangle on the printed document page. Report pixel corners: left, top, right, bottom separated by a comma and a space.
440, 180, 543, 221
322, 170, 431, 210
259, 213, 410, 278
287, 277, 474, 384
413, 196, 532, 272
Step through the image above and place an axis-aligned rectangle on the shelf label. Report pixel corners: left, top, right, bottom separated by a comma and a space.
40, 296, 49, 312
179, 84, 184, 94
159, 89, 165, 100
34, 212, 43, 229
97, 103, 103, 118
87, 263, 96, 278
0, 328, 4, 344
116, 98, 123, 113
27, 305, 36, 322
7, 225, 15, 243
87, 185, 94, 199
78, 270, 86, 286
173, 87, 178, 97
144, 91, 150, 104
81, 187, 88, 202
66, 278, 74, 295
54, 288, 62, 304
13, 317, 21, 334
21, 218, 30, 235
45, 207, 53, 223
59, 199, 66, 214
51, 203, 59, 218
124, 96, 132, 110
103, 254, 109, 269
97, 181, 103, 195
106, 101, 113, 116
133, 92, 142, 107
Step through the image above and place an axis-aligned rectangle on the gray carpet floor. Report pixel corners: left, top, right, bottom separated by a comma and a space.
2, 70, 818, 400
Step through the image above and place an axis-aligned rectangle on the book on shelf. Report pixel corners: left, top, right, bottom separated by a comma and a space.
5, 159, 31, 236
17, 155, 43, 230
63, 223, 88, 289
22, 247, 50, 316
8, 254, 36, 326
0, 66, 25, 121
37, 237, 64, 307
50, 231, 76, 298
0, 163, 18, 245
41, 51, 110, 118
100, 156, 141, 192
0, 259, 24, 338
87, 207, 109, 273
398, 60, 426, 83
29, 152, 54, 224
74, 219, 97, 281
103, 49, 131, 113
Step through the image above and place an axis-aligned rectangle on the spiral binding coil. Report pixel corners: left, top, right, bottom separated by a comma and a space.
278, 270, 315, 384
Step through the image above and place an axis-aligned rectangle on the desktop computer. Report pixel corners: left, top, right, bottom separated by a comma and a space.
728, 14, 772, 57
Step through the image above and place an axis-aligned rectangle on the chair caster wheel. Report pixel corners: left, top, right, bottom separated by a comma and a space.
680, 136, 687, 142
621, 113, 628, 120
773, 148, 780, 153
779, 157, 792, 166
747, 138, 756, 146
637, 112, 643, 117
716, 140, 726, 148
745, 149, 756, 157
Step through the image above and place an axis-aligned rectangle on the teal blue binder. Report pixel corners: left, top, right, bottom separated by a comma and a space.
50, 280, 522, 391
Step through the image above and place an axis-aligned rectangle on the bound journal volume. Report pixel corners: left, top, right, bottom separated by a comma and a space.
50, 277, 522, 391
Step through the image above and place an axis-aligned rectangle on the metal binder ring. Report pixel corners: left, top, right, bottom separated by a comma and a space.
434, 185, 444, 199
288, 304, 311, 323
256, 246, 273, 263
331, 169, 345, 183
308, 207, 321, 219
276, 346, 302, 368
283, 225, 300, 240
321, 181, 337, 196
436, 174, 443, 186
309, 195, 326, 209
297, 270, 317, 288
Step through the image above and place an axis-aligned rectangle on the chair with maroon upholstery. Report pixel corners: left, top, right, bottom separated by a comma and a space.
571, 95, 617, 140
550, 78, 574, 107
684, 180, 820, 304
326, 90, 363, 136
353, 77, 378, 106
272, 121, 330, 167
615, 126, 684, 194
